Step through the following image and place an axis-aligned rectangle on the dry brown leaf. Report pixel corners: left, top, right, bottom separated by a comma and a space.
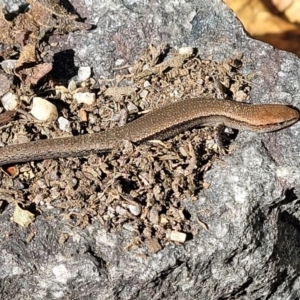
0, 110, 15, 125
16, 44, 37, 67
13, 44, 52, 84
15, 63, 52, 85
225, 0, 300, 55
145, 238, 162, 253
225, 0, 297, 34
282, 0, 300, 23
272, 0, 293, 12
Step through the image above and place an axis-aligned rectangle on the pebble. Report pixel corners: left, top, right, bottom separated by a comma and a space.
1, 92, 18, 110
30, 97, 58, 121
170, 231, 186, 243
68, 79, 77, 93
143, 80, 151, 88
78, 66, 91, 82
178, 47, 194, 55
58, 116, 70, 132
128, 204, 141, 216
140, 90, 149, 98
116, 205, 127, 216
73, 92, 95, 105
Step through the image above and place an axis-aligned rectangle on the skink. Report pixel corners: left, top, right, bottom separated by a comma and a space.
0, 98, 298, 166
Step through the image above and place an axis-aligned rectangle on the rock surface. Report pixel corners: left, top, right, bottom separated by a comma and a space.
0, 0, 300, 299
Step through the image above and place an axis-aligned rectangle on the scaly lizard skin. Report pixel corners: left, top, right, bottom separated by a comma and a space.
0, 98, 298, 166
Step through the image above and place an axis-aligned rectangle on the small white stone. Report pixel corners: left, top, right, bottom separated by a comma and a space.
128, 67, 134, 73
68, 79, 77, 93
115, 59, 125, 66
178, 47, 194, 56
170, 231, 186, 243
73, 92, 96, 105
139, 90, 149, 98
127, 102, 138, 114
116, 205, 127, 216
142, 64, 150, 71
58, 116, 70, 132
144, 80, 151, 88
1, 92, 18, 110
78, 66, 91, 82
1, 59, 17, 74
127, 204, 141, 216
123, 223, 137, 232
159, 215, 168, 224
30, 97, 58, 121
172, 89, 179, 96
71, 178, 78, 187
